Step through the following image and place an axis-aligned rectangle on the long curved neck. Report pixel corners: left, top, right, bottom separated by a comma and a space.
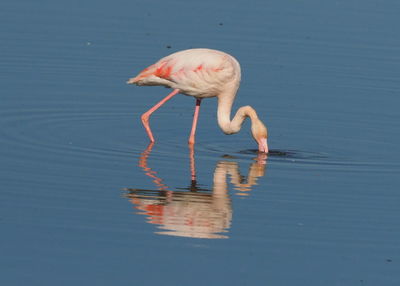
217, 90, 259, 135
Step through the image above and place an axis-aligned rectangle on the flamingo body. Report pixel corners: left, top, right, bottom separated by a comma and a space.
127, 48, 269, 153
129, 49, 240, 98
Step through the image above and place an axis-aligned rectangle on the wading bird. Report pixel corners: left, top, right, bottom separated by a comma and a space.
127, 48, 268, 153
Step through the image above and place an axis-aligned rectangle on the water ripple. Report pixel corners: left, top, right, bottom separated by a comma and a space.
0, 105, 141, 163
198, 142, 400, 173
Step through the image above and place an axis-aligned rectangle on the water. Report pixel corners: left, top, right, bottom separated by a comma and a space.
1, 0, 400, 285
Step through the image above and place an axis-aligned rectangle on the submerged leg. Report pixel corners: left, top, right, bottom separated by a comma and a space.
141, 89, 180, 142
189, 144, 196, 182
188, 98, 202, 145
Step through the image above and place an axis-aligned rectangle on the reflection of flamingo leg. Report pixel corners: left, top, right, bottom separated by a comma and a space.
141, 89, 180, 142
188, 99, 202, 145
137, 142, 267, 196
138, 142, 170, 191
127, 145, 270, 239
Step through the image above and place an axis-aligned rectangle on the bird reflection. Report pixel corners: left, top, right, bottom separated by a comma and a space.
123, 143, 267, 239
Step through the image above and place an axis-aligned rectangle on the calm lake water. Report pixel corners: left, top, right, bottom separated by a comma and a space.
1, 0, 399, 285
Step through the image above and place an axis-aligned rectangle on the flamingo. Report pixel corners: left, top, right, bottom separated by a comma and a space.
127, 48, 269, 153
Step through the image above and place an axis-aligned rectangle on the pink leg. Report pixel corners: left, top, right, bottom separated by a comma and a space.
188, 98, 202, 145
141, 89, 180, 142
189, 144, 196, 182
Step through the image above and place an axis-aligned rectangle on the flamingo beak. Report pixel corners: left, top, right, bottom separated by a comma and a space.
258, 138, 269, 153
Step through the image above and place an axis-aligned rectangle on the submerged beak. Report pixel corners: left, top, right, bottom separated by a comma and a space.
258, 138, 269, 153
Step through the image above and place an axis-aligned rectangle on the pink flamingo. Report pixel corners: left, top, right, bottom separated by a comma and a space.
127, 48, 269, 153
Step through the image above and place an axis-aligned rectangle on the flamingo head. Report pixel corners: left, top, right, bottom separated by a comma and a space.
251, 118, 269, 153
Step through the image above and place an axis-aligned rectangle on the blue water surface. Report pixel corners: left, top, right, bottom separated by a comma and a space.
1, 0, 399, 285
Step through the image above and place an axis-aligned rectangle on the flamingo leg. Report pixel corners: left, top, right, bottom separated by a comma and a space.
188, 98, 202, 145
141, 89, 180, 142
189, 144, 196, 182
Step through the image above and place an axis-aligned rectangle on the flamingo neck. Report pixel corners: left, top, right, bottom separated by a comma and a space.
217, 92, 258, 135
